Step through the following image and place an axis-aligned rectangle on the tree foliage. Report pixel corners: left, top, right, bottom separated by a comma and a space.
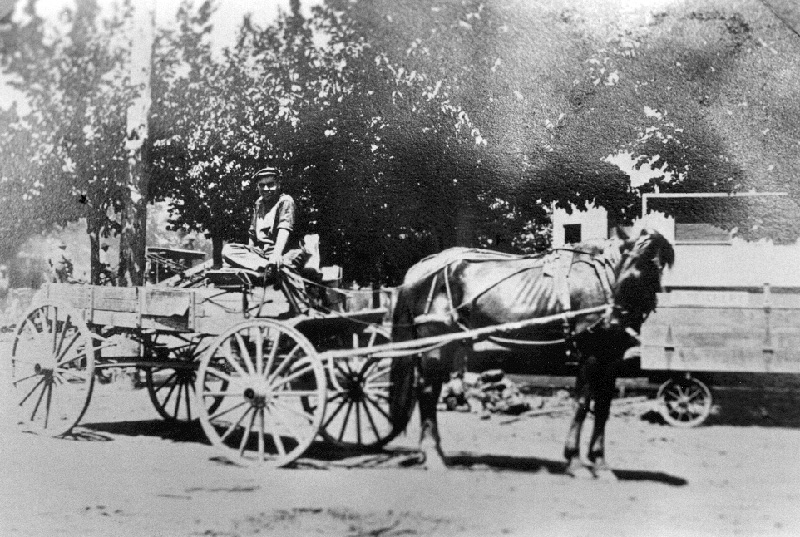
0, 0, 132, 279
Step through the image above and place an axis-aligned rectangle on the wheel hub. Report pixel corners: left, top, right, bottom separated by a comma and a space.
243, 380, 272, 408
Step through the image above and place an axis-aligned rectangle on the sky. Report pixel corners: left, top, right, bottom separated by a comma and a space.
0, 0, 321, 110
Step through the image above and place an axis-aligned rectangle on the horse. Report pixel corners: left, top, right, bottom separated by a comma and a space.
388, 228, 674, 478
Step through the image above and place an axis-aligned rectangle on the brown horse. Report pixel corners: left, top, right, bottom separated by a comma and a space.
389, 228, 674, 478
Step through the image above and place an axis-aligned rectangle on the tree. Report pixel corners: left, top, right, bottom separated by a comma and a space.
0, 0, 132, 282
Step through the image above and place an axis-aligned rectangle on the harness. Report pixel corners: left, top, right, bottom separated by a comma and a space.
412, 246, 621, 350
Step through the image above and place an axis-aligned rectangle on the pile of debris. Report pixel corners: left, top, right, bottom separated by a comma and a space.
439, 369, 535, 416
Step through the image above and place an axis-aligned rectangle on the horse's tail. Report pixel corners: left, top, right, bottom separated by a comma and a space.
388, 284, 417, 434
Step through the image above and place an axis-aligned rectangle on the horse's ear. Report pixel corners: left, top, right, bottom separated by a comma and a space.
613, 225, 629, 240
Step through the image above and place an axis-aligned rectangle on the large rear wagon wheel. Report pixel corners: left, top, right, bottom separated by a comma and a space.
657, 374, 712, 427
196, 320, 326, 468
313, 325, 399, 450
9, 301, 95, 435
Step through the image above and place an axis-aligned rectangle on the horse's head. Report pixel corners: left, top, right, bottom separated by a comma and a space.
610, 228, 674, 331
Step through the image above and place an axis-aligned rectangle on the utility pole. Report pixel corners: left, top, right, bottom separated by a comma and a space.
119, 0, 155, 286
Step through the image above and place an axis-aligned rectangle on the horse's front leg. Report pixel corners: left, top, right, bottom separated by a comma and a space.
564, 377, 594, 479
587, 367, 618, 481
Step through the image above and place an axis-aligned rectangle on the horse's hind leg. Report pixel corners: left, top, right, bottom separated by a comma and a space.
417, 344, 461, 471
587, 362, 618, 481
564, 355, 594, 479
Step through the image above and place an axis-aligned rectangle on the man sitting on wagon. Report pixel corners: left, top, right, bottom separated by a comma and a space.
221, 166, 312, 312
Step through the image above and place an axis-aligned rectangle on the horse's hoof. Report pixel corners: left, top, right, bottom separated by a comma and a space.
420, 449, 448, 471
592, 465, 618, 482
565, 459, 594, 479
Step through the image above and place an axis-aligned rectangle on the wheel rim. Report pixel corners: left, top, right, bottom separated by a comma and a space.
145, 340, 223, 422
311, 325, 397, 450
196, 320, 326, 467
10, 302, 95, 435
658, 376, 712, 427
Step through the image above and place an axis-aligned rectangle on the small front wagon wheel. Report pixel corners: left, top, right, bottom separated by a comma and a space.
195, 320, 326, 467
10, 301, 95, 435
311, 325, 398, 450
657, 374, 712, 427
145, 339, 222, 423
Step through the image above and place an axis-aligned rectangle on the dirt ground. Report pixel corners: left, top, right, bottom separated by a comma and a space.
1, 337, 799, 537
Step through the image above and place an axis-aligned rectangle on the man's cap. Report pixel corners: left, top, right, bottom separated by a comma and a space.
100, 243, 109, 249
253, 167, 278, 179
57, 240, 67, 249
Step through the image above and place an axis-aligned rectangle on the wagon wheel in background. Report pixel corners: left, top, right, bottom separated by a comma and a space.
144, 336, 224, 422
657, 374, 712, 427
195, 319, 326, 467
307, 324, 399, 450
9, 301, 95, 436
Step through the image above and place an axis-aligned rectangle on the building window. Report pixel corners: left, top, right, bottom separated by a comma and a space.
563, 224, 581, 244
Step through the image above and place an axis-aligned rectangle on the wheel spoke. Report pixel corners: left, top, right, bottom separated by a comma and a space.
219, 405, 251, 442
18, 376, 47, 407
265, 407, 286, 459
54, 369, 89, 383
203, 390, 235, 398
362, 398, 382, 441
365, 365, 391, 383
254, 327, 264, 376
263, 331, 280, 380
271, 398, 316, 424
155, 371, 179, 394
239, 406, 257, 456
234, 333, 255, 374
257, 408, 266, 462
222, 340, 248, 377
173, 379, 184, 418
266, 344, 302, 384
211, 401, 248, 423
204, 366, 234, 383
184, 381, 192, 421
271, 390, 321, 398
161, 379, 179, 409
57, 349, 90, 367
12, 372, 42, 387
44, 381, 54, 429
29, 378, 49, 421
355, 400, 362, 445
322, 397, 349, 429
269, 361, 315, 390
49, 307, 58, 352
338, 401, 354, 442
363, 393, 391, 420
54, 331, 81, 364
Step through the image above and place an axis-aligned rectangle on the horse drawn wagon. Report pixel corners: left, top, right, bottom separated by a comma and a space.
8, 228, 672, 476
8, 263, 401, 468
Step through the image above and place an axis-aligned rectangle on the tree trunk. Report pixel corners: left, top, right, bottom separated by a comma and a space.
119, 0, 154, 287
212, 234, 224, 269
88, 228, 100, 285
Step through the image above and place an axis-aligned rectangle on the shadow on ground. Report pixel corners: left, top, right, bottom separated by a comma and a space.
80, 419, 210, 444
445, 452, 688, 486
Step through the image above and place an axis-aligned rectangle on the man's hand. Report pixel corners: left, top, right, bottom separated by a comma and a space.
267, 252, 282, 268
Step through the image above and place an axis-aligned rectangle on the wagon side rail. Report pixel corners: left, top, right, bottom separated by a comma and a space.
318, 304, 610, 362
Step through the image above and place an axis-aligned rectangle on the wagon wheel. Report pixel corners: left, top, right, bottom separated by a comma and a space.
9, 301, 95, 435
657, 374, 712, 427
145, 338, 224, 422
308, 325, 399, 450
195, 319, 326, 467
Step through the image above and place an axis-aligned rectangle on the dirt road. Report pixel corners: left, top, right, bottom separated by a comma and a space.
1, 338, 799, 536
